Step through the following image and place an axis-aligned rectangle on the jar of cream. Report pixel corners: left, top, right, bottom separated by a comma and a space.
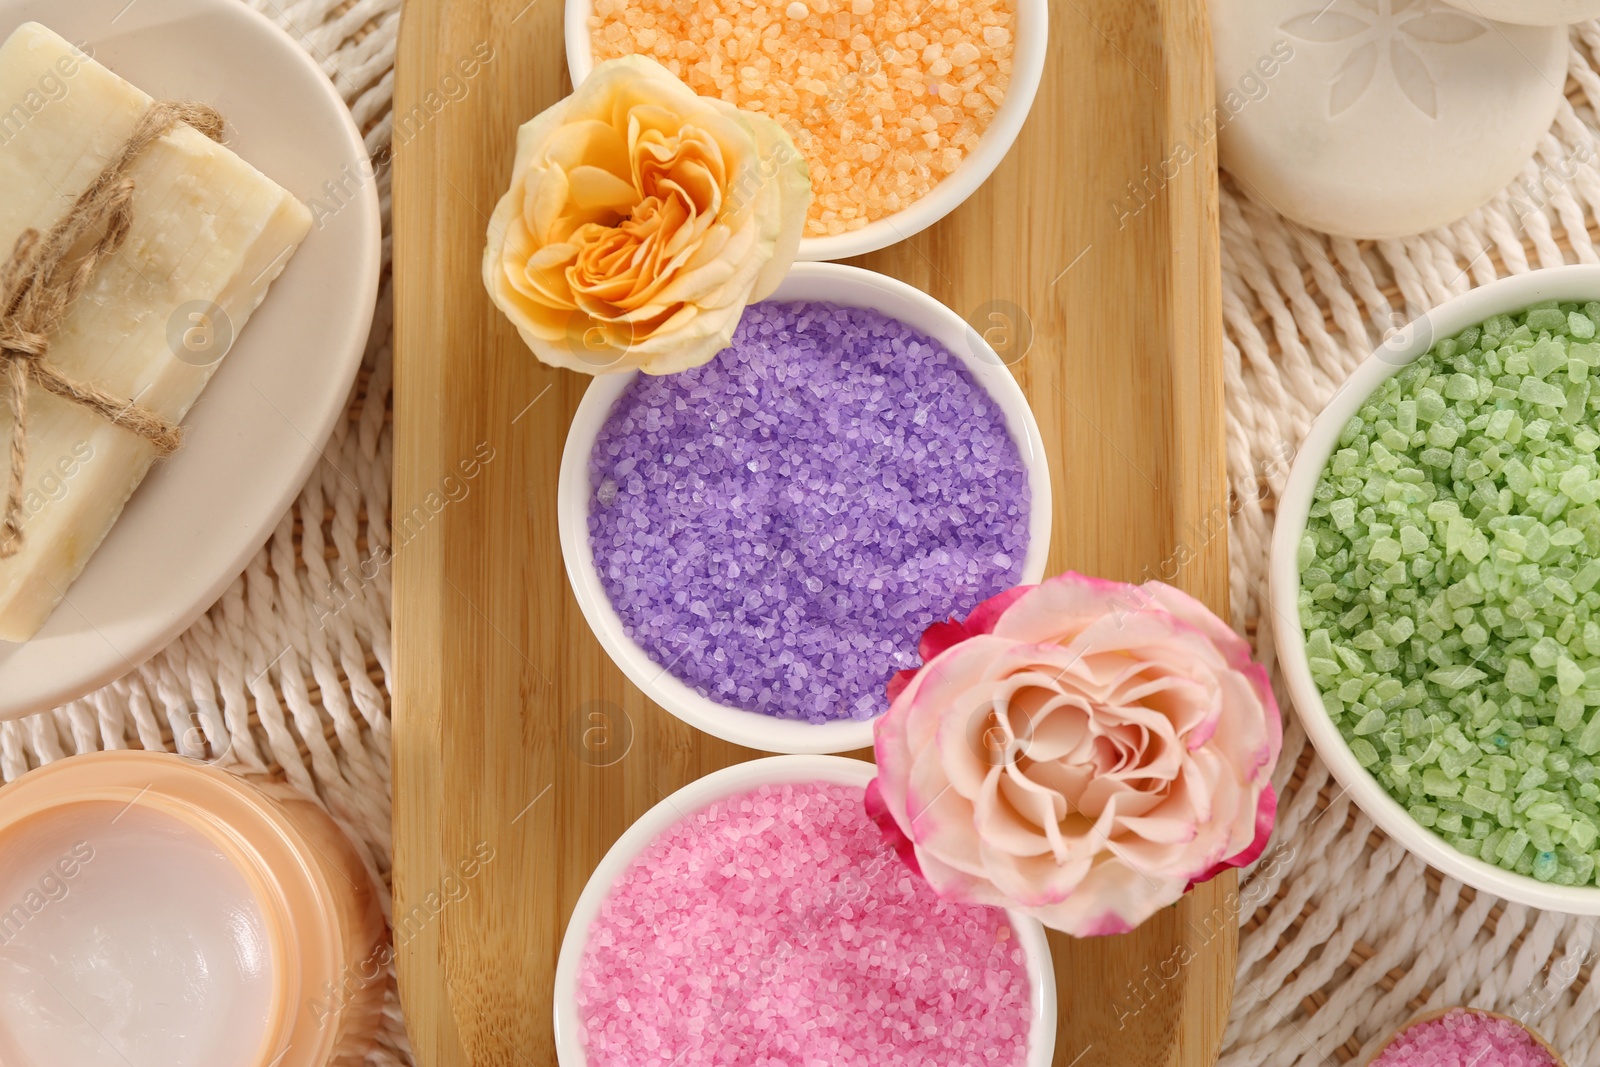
0, 751, 386, 1067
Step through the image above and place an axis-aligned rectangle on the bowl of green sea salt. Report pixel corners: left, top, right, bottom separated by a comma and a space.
1272, 265, 1600, 912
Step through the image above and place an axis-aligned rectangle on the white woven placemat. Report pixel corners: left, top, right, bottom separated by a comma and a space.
9, 3, 1600, 1065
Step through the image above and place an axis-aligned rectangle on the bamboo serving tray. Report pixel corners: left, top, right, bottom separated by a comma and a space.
392, 0, 1234, 1064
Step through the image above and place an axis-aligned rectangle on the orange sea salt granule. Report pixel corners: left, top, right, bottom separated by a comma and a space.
590, 0, 1016, 237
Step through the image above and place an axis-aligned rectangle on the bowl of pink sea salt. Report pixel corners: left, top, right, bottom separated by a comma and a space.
557, 261, 1051, 754
552, 754, 1057, 1067
1365, 1009, 1563, 1067
565, 0, 1048, 259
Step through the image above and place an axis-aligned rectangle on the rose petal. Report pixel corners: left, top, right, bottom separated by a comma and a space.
1187, 784, 1278, 890
919, 617, 976, 663
864, 778, 923, 878
885, 666, 919, 703
964, 583, 1036, 636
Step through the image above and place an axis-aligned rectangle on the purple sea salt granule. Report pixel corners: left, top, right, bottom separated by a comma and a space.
1370, 1009, 1558, 1066
588, 299, 1031, 724
576, 781, 1033, 1067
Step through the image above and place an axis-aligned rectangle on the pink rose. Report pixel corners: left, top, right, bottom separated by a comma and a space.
868, 572, 1281, 937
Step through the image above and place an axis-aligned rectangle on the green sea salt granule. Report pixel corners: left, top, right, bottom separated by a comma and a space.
1300, 300, 1600, 886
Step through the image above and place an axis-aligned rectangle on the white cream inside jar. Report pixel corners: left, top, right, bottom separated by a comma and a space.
0, 801, 274, 1067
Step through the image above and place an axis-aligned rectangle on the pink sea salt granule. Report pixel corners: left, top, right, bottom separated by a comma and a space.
575, 781, 1032, 1067
1371, 1010, 1559, 1067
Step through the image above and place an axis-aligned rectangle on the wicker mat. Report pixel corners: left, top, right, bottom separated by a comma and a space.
9, 3, 1600, 1065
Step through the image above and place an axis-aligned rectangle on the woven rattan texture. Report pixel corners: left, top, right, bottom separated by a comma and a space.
11, 5, 1600, 1065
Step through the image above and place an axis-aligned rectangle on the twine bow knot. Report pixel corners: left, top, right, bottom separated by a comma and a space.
0, 100, 224, 560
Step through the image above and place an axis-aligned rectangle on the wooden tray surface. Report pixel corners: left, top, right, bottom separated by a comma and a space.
392, 1, 1234, 1064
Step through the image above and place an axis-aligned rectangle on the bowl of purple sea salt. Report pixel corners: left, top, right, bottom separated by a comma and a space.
559, 262, 1051, 753
551, 754, 1057, 1067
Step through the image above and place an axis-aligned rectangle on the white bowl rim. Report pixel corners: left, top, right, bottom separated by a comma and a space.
551, 754, 1058, 1067
1271, 264, 1600, 913
557, 261, 1053, 754
562, 0, 1048, 261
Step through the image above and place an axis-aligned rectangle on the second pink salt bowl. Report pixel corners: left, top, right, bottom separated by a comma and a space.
551, 754, 1058, 1067
557, 261, 1052, 755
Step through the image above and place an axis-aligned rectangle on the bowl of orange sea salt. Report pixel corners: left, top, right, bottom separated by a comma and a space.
565, 0, 1047, 260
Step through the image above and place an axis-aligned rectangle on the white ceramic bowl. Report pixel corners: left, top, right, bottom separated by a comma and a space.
558, 262, 1052, 754
563, 0, 1048, 261
552, 754, 1057, 1067
1271, 265, 1600, 913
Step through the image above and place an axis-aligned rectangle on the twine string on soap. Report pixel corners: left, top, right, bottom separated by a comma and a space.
0, 100, 224, 560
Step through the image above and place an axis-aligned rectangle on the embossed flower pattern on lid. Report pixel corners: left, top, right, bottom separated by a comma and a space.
1281, 0, 1487, 118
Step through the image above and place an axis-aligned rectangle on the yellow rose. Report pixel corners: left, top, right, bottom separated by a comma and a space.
483, 55, 811, 375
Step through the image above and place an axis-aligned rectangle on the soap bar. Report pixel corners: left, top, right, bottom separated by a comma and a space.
1213, 0, 1565, 239
1443, 0, 1600, 24
0, 23, 311, 642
